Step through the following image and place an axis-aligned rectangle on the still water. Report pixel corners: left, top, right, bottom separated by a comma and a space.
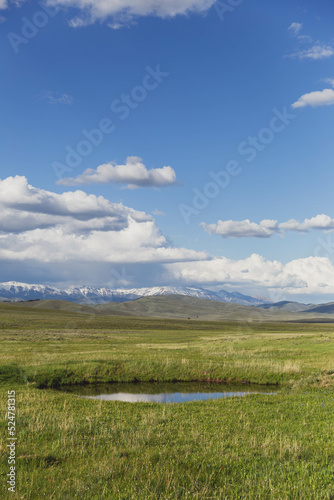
60, 382, 278, 403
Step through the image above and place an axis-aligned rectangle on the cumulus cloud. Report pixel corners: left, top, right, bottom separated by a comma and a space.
201, 219, 279, 238
290, 49, 334, 110
165, 255, 334, 295
0, 175, 147, 221
292, 88, 334, 109
292, 77, 334, 109
0, 176, 207, 270
201, 215, 334, 238
57, 156, 177, 189
287, 23, 334, 61
0, 0, 7, 9
0, 222, 205, 264
46, 0, 216, 26
279, 214, 334, 231
1, 176, 334, 297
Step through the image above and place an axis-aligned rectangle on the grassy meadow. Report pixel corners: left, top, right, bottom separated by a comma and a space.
1, 302, 334, 498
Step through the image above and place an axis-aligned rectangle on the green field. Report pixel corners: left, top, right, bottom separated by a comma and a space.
1, 302, 334, 498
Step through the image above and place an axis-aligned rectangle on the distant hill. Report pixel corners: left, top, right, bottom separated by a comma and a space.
257, 301, 311, 313
96, 295, 265, 320
6, 295, 334, 322
14, 299, 97, 314
3, 295, 278, 321
304, 302, 334, 314
258, 300, 334, 315
93, 295, 334, 322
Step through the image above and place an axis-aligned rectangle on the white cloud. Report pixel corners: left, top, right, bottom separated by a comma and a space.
201, 215, 334, 238
57, 156, 177, 189
324, 78, 334, 87
0, 176, 207, 268
201, 219, 279, 238
152, 209, 166, 216
2, 177, 334, 297
292, 88, 334, 108
0, 222, 205, 264
43, 92, 73, 105
165, 255, 334, 295
46, 0, 216, 26
287, 23, 334, 61
288, 22, 302, 36
291, 44, 334, 60
0, 0, 28, 9
279, 214, 334, 231
0, 175, 147, 221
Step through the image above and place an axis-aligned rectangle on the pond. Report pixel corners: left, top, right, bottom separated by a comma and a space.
58, 382, 278, 403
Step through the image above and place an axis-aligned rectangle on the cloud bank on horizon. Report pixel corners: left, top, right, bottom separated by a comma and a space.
166, 255, 334, 297
0, 176, 334, 298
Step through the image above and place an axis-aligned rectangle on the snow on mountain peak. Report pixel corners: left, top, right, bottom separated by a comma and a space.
0, 281, 269, 306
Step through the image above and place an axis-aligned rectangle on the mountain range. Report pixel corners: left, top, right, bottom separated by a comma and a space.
2, 282, 334, 319
3, 294, 334, 323
0, 281, 270, 306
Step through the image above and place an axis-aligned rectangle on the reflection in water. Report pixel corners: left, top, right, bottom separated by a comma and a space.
59, 382, 278, 403
86, 391, 276, 403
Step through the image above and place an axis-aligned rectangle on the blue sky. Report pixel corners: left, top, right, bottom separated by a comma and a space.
1, 0, 334, 301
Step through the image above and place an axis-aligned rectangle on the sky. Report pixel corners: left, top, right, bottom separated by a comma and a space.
1, 0, 334, 302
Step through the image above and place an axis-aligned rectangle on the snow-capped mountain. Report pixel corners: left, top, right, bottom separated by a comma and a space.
0, 282, 65, 300
0, 281, 270, 306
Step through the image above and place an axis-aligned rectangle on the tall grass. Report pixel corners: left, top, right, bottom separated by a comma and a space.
1, 305, 334, 498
